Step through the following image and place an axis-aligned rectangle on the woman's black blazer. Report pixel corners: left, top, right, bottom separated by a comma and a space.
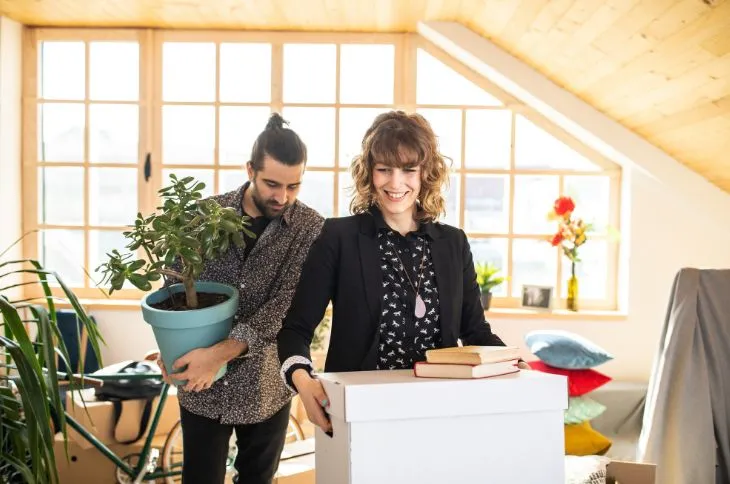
277, 212, 506, 373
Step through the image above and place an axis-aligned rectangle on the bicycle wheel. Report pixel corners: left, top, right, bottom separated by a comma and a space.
161, 420, 237, 484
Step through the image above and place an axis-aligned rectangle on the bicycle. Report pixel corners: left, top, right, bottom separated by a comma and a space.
58, 370, 306, 484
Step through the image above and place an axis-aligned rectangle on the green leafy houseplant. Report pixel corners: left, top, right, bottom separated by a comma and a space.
0, 234, 103, 484
97, 175, 253, 385
97, 174, 254, 310
475, 262, 505, 311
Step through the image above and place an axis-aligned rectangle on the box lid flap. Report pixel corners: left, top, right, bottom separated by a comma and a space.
319, 369, 567, 422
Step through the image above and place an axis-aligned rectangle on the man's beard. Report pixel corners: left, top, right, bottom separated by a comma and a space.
251, 184, 288, 219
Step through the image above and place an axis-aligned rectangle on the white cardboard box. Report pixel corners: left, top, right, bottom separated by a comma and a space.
316, 369, 568, 484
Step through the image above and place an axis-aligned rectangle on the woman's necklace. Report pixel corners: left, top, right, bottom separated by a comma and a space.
392, 241, 428, 319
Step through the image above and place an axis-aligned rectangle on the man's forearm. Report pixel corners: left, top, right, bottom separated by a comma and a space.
213, 338, 248, 363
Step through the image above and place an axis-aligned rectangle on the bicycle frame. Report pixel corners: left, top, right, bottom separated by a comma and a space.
62, 374, 182, 480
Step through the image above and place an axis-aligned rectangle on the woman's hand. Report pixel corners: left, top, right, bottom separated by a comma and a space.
292, 369, 332, 434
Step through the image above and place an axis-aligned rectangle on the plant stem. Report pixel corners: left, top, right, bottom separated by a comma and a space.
183, 276, 198, 309
571, 260, 576, 278
158, 269, 184, 281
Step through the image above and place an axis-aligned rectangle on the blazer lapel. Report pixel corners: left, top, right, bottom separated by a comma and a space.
430, 237, 455, 346
358, 232, 384, 326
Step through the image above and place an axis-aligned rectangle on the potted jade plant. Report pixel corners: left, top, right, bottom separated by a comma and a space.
475, 262, 505, 311
97, 175, 253, 384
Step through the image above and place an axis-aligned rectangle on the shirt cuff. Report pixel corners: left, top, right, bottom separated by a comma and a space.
280, 356, 314, 393
229, 319, 258, 355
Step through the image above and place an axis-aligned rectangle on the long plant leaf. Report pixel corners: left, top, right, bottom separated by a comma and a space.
1, 337, 57, 484
29, 262, 105, 368
0, 451, 35, 484
0, 231, 37, 261
28, 306, 66, 445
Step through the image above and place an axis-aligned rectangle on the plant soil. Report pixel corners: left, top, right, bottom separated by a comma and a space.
150, 291, 230, 311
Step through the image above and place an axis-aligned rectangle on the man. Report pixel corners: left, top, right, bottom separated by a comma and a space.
157, 113, 324, 484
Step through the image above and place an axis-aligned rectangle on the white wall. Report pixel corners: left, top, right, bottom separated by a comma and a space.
0, 17, 23, 298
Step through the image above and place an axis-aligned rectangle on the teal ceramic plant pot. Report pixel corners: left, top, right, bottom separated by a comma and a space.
141, 281, 239, 386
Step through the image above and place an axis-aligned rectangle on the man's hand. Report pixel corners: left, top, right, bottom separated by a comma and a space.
171, 339, 248, 392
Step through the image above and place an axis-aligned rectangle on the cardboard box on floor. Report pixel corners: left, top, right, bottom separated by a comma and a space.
607, 460, 657, 484
274, 453, 315, 484
65, 386, 179, 450
54, 432, 169, 484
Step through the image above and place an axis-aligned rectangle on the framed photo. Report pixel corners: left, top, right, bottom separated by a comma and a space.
520, 285, 554, 311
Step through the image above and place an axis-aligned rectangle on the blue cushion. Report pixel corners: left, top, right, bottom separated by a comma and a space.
524, 330, 613, 369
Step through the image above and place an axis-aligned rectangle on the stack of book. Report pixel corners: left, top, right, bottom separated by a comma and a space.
413, 345, 522, 379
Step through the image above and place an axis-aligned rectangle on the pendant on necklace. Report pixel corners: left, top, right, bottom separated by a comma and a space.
415, 295, 426, 318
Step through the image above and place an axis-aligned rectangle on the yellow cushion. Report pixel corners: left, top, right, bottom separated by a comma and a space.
565, 421, 612, 456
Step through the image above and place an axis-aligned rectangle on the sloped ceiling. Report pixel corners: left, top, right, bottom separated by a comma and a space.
2, 0, 729, 191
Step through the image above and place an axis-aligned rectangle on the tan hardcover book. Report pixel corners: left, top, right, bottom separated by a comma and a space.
425, 345, 521, 365
413, 359, 520, 379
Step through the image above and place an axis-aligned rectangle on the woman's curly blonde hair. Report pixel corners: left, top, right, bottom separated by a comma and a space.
349, 110, 450, 222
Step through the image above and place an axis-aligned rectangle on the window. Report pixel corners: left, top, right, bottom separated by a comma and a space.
23, 31, 621, 310
413, 45, 620, 310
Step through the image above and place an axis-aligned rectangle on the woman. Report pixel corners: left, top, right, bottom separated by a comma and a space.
277, 110, 526, 433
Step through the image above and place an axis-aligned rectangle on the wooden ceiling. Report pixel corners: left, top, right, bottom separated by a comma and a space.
2, 0, 729, 192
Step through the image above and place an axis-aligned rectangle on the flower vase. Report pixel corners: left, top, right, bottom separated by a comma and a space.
566, 261, 579, 312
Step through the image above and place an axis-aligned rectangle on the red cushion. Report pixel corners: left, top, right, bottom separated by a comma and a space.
528, 360, 611, 396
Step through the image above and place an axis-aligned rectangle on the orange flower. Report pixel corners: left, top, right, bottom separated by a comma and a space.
553, 196, 575, 217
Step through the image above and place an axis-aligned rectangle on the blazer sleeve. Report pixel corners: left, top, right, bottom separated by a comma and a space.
458, 230, 506, 347
277, 219, 339, 389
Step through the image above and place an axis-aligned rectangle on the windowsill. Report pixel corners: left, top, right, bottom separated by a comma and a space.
57, 299, 627, 321
485, 308, 627, 321
54, 298, 143, 311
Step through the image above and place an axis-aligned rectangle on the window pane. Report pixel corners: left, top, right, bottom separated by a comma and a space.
89, 229, 131, 287
283, 44, 336, 103
162, 106, 215, 164
298, 172, 334, 218
39, 41, 85, 100
339, 44, 394, 104
40, 230, 85, 287
515, 115, 599, 171
38, 103, 85, 162
560, 241, 608, 299
513, 175, 559, 235
464, 175, 509, 233
220, 43, 271, 102
417, 108, 462, 168
162, 169, 214, 199
511, 239, 557, 297
443, 175, 459, 226
219, 106, 271, 165
564, 176, 611, 234
218, 170, 246, 194
468, 238, 508, 297
38, 167, 84, 225
338, 108, 387, 167
89, 168, 138, 226
338, 171, 354, 217
283, 107, 335, 167
89, 104, 139, 163
90, 42, 139, 101
465, 110, 511, 169
416, 49, 502, 106
162, 42, 215, 102
338, 108, 388, 166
